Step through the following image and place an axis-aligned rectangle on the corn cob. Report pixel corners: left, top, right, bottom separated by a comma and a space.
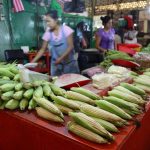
15, 83, 23, 91
122, 108, 136, 116
19, 99, 29, 110
0, 79, 15, 86
23, 88, 34, 100
51, 95, 80, 110
108, 90, 145, 105
0, 83, 15, 92
13, 74, 20, 81
34, 97, 63, 118
67, 121, 108, 144
23, 82, 33, 89
33, 86, 43, 98
5, 99, 19, 110
1, 91, 14, 101
120, 83, 145, 96
2, 76, 10, 80
49, 83, 66, 96
69, 112, 114, 141
28, 98, 37, 110
114, 86, 144, 101
0, 101, 7, 109
43, 84, 52, 97
135, 83, 150, 93
80, 104, 126, 123
0, 68, 15, 78
9, 66, 19, 74
71, 100, 87, 106
32, 80, 44, 87
71, 87, 101, 100
13, 90, 24, 100
36, 107, 64, 123
92, 117, 119, 133
103, 96, 141, 112
96, 100, 132, 120
54, 103, 73, 115
65, 91, 95, 105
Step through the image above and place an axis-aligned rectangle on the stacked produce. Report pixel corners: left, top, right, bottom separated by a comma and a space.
1, 62, 150, 145
100, 50, 134, 69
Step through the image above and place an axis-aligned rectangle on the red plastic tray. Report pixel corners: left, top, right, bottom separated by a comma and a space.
117, 46, 136, 56
112, 59, 140, 68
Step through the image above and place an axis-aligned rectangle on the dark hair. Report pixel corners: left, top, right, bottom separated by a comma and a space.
100, 16, 112, 25
46, 10, 58, 20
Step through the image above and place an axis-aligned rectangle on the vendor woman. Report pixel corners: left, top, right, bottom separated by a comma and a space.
31, 10, 79, 76
95, 16, 116, 53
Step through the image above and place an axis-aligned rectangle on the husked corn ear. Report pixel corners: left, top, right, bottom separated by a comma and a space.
96, 100, 132, 120
67, 121, 108, 144
1, 91, 14, 101
15, 83, 23, 91
0, 83, 15, 92
108, 90, 145, 105
43, 84, 52, 97
23, 82, 33, 89
92, 117, 119, 133
34, 97, 63, 118
0, 101, 7, 109
103, 96, 141, 111
69, 112, 114, 141
71, 87, 101, 100
5, 99, 19, 110
13, 90, 24, 100
54, 103, 73, 115
36, 107, 64, 123
34, 86, 43, 98
28, 98, 37, 110
23, 88, 34, 100
120, 82, 145, 96
13, 74, 20, 81
65, 91, 95, 105
51, 95, 80, 110
80, 104, 126, 123
49, 83, 66, 96
19, 99, 29, 110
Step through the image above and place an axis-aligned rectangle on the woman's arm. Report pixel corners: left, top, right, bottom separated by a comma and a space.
55, 33, 74, 65
31, 40, 48, 63
95, 34, 107, 53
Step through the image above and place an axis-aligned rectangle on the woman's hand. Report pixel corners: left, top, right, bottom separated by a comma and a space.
55, 57, 62, 65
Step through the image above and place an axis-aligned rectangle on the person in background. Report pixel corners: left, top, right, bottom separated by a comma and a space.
124, 27, 138, 44
95, 16, 116, 53
115, 29, 122, 49
31, 10, 79, 76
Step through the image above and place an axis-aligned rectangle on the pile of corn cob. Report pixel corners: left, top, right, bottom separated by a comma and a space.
0, 62, 150, 144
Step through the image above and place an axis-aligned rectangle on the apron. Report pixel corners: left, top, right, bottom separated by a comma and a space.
49, 26, 79, 76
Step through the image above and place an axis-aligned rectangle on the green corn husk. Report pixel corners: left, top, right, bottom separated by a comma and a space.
1, 91, 14, 101
67, 121, 108, 144
32, 80, 44, 87
49, 83, 66, 96
69, 112, 114, 141
71, 87, 101, 100
33, 86, 43, 98
2, 76, 10, 80
0, 100, 3, 106
43, 84, 52, 97
80, 104, 126, 124
0, 68, 15, 78
92, 117, 119, 133
15, 83, 23, 91
0, 83, 15, 92
54, 103, 73, 115
135, 83, 150, 93
19, 99, 29, 110
51, 95, 80, 110
23, 82, 33, 89
13, 74, 20, 81
96, 100, 132, 120
0, 79, 15, 86
34, 97, 63, 118
5, 99, 19, 110
28, 98, 37, 110
0, 101, 7, 109
9, 66, 19, 74
13, 90, 24, 100
65, 91, 95, 105
36, 107, 64, 123
23, 88, 34, 100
